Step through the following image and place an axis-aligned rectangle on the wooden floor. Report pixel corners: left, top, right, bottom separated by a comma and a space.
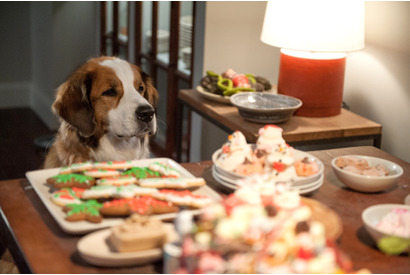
0, 108, 55, 181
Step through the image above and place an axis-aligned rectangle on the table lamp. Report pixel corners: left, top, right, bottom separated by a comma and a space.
261, 0, 365, 117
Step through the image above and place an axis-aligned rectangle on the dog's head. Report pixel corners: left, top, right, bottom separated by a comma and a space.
52, 56, 158, 140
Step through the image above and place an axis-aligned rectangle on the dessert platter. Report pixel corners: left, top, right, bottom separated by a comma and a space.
197, 69, 275, 104
168, 172, 355, 274
212, 125, 324, 195
26, 158, 222, 234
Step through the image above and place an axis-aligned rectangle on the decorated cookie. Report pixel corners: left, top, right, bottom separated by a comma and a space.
136, 196, 179, 214
46, 173, 96, 189
81, 185, 117, 199
96, 175, 137, 186
81, 185, 158, 200
100, 196, 178, 217
93, 161, 134, 170
152, 189, 213, 208
83, 169, 121, 178
63, 200, 103, 223
138, 177, 206, 189
50, 187, 85, 206
114, 185, 158, 199
100, 198, 153, 216
148, 162, 181, 177
59, 161, 94, 174
122, 166, 161, 179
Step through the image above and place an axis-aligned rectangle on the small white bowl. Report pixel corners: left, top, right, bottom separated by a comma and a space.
331, 155, 403, 193
362, 204, 410, 244
230, 92, 302, 123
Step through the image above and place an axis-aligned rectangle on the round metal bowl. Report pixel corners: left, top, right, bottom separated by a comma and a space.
230, 92, 302, 123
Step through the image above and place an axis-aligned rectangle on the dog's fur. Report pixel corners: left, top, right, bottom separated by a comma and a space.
44, 56, 158, 168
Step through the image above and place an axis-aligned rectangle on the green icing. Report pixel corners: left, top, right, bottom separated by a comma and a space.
122, 167, 160, 178
52, 173, 94, 184
66, 200, 102, 217
151, 162, 179, 174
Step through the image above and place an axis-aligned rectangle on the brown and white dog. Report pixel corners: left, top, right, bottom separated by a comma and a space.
44, 56, 158, 168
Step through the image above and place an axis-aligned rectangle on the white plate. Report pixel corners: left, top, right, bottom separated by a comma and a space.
77, 223, 178, 267
196, 86, 231, 104
297, 173, 324, 195
213, 165, 324, 195
212, 166, 238, 190
26, 158, 222, 235
212, 148, 324, 184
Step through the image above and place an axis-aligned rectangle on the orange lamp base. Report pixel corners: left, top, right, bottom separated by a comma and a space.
277, 50, 346, 117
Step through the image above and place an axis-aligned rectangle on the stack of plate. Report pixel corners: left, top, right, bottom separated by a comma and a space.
212, 149, 324, 195
179, 16, 192, 49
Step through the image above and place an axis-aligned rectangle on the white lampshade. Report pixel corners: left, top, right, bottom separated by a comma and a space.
261, 0, 365, 53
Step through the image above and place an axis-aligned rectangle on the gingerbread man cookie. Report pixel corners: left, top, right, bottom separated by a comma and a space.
63, 200, 103, 223
46, 173, 96, 189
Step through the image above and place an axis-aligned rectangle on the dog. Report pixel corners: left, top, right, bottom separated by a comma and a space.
44, 56, 158, 168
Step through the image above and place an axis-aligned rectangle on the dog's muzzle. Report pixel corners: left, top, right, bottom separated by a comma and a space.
136, 105, 155, 123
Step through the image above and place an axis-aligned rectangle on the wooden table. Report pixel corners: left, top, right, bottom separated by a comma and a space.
177, 89, 382, 161
1, 146, 409, 273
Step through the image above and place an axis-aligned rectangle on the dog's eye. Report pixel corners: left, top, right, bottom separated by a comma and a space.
102, 88, 117, 97
138, 85, 145, 93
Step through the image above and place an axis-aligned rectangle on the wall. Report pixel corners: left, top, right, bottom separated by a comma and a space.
0, 2, 31, 107
0, 2, 98, 129
195, 1, 281, 161
198, 1, 410, 162
344, 1, 410, 162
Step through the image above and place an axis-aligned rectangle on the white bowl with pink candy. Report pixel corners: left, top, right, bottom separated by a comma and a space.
362, 204, 410, 254
331, 155, 403, 193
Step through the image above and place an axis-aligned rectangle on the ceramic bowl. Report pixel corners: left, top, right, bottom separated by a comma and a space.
230, 92, 302, 123
362, 204, 410, 244
331, 155, 403, 193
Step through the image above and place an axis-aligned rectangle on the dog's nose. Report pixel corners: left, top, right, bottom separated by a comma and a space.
136, 105, 155, 123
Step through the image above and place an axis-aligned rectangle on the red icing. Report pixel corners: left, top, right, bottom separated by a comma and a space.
60, 194, 75, 200
102, 197, 174, 214
158, 189, 208, 199
296, 247, 314, 260
272, 162, 286, 172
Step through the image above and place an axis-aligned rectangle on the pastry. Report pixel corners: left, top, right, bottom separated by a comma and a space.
138, 177, 206, 189
109, 214, 167, 252
96, 175, 137, 186
152, 189, 213, 208
50, 187, 84, 206
93, 161, 134, 170
46, 173, 96, 189
121, 166, 161, 179
294, 157, 319, 177
59, 161, 94, 174
83, 169, 121, 178
148, 162, 181, 177
81, 185, 158, 200
63, 200, 103, 223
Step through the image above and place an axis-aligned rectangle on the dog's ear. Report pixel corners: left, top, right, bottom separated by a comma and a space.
137, 68, 159, 109
52, 73, 96, 137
